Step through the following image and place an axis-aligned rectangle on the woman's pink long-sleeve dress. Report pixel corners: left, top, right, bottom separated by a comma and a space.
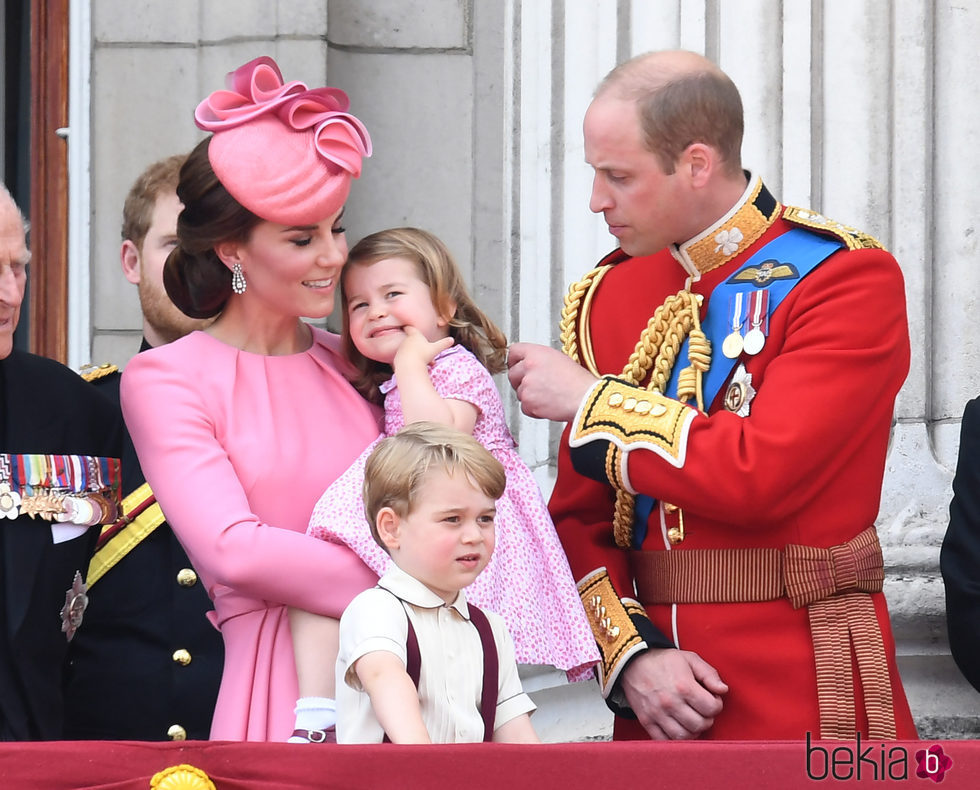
121, 328, 380, 741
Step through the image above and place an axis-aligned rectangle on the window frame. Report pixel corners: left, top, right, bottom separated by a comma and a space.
28, 0, 70, 362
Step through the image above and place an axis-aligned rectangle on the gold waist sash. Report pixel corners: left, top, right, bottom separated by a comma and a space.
630, 527, 896, 740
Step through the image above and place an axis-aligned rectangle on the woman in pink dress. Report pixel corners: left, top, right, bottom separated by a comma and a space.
120, 56, 379, 742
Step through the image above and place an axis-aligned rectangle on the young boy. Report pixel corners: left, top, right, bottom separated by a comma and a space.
334, 422, 539, 744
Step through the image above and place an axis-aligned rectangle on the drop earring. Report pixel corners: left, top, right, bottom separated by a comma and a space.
231, 262, 247, 295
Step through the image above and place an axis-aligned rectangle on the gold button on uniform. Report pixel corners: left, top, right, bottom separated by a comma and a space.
176, 568, 198, 587
168, 724, 187, 741
172, 649, 192, 666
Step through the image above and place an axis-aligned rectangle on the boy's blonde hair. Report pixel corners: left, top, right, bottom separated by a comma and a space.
341, 227, 509, 404
363, 422, 506, 553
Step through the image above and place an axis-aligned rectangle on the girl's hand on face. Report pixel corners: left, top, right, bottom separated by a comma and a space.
394, 326, 455, 370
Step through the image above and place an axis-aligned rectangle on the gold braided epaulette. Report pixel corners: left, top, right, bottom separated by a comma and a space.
560, 264, 614, 375
78, 362, 119, 382
783, 206, 884, 251
578, 568, 649, 697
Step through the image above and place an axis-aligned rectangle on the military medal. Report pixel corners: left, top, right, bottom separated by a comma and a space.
0, 453, 121, 524
0, 482, 20, 518
57, 495, 96, 525
0, 456, 21, 518
721, 332, 743, 359
743, 290, 769, 355
724, 363, 756, 417
60, 570, 89, 642
722, 291, 746, 359
743, 328, 765, 355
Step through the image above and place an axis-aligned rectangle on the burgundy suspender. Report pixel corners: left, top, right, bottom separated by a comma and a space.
467, 603, 498, 742
384, 597, 498, 742
403, 610, 421, 686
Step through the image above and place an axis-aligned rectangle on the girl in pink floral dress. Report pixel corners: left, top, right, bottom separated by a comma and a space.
290, 228, 597, 739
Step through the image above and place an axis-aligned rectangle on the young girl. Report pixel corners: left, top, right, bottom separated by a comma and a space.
288, 228, 597, 742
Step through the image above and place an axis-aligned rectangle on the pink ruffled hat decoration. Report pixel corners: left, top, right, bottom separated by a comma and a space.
194, 56, 372, 226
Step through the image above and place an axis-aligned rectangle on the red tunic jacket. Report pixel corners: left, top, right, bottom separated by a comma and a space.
550, 177, 917, 740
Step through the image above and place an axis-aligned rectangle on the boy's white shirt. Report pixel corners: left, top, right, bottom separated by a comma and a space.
335, 564, 535, 743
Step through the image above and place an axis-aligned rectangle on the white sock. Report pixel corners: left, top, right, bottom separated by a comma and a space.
287, 696, 336, 743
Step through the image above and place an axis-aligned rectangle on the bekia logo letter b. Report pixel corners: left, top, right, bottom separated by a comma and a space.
915, 745, 953, 783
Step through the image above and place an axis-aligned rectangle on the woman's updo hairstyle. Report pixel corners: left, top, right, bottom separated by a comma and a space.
163, 137, 261, 319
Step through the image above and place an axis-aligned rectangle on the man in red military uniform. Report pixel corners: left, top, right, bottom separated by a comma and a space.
507, 50, 917, 741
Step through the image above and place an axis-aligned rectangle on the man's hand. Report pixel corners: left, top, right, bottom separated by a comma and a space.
620, 648, 728, 740
506, 342, 598, 422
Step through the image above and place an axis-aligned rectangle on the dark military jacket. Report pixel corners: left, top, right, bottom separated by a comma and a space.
0, 350, 123, 740
942, 397, 980, 694
64, 341, 223, 741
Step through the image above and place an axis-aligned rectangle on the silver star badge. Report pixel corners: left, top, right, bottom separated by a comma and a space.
723, 363, 756, 417
60, 571, 89, 642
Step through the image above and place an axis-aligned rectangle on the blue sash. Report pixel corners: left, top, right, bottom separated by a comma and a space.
631, 228, 843, 546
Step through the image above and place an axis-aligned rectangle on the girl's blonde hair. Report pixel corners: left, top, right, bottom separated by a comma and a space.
341, 227, 508, 404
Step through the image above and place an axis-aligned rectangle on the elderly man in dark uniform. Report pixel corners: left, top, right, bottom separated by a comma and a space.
0, 183, 123, 740
64, 156, 223, 741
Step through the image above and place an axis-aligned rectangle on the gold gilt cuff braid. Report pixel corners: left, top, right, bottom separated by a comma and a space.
578, 568, 650, 696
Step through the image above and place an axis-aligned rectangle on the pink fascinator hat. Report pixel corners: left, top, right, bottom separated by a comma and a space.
194, 56, 372, 226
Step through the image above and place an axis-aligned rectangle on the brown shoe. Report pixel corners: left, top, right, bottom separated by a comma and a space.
290, 726, 336, 743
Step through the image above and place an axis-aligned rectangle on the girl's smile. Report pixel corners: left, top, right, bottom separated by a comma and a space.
344, 256, 451, 365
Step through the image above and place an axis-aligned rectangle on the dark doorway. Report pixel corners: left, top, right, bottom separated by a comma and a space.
3, 0, 32, 352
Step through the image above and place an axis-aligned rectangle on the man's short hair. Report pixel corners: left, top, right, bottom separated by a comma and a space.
362, 422, 506, 553
599, 53, 744, 175
120, 154, 186, 249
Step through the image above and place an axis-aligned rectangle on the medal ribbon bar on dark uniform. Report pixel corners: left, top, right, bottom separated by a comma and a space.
0, 453, 122, 525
